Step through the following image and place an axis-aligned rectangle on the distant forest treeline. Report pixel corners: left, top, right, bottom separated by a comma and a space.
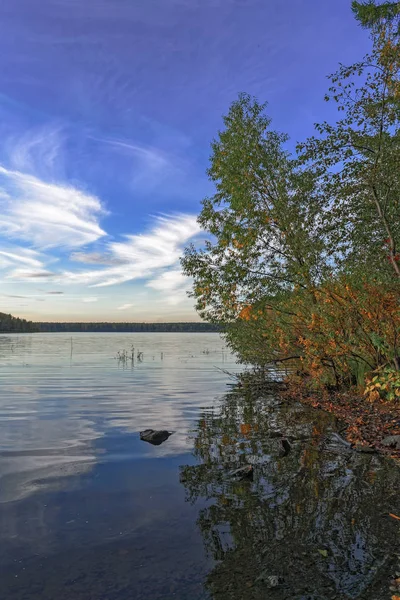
0, 312, 38, 333
0, 312, 220, 334
37, 322, 221, 333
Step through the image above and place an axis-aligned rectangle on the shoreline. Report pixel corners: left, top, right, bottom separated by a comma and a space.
282, 384, 400, 461
237, 371, 400, 462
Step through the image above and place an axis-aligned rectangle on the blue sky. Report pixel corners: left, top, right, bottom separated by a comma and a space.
0, 0, 370, 322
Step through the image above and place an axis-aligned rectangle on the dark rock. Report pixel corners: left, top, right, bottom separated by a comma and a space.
382, 435, 400, 450
229, 465, 253, 481
279, 438, 291, 457
139, 429, 173, 446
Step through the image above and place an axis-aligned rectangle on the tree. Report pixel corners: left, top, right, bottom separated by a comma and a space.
0, 312, 37, 333
182, 3, 400, 388
352, 1, 400, 30
299, 0, 400, 280
181, 94, 326, 325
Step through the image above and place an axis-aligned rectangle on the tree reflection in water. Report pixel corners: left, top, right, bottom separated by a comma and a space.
179, 388, 400, 599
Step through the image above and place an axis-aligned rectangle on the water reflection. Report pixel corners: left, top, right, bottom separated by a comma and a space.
0, 333, 237, 600
0, 333, 237, 504
180, 389, 400, 599
2, 333, 400, 599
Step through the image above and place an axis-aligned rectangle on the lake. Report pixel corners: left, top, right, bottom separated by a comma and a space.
0, 333, 400, 600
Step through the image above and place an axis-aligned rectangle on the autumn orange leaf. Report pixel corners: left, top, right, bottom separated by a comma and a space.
240, 423, 252, 436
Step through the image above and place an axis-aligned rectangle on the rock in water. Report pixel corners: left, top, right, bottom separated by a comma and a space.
140, 429, 173, 446
229, 465, 253, 481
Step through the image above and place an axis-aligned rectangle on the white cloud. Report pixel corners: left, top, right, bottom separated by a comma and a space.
7, 124, 65, 177
0, 246, 55, 282
62, 213, 201, 288
117, 303, 134, 310
147, 269, 192, 305
0, 249, 43, 269
8, 269, 55, 280
70, 251, 125, 266
102, 138, 169, 170
0, 165, 106, 249
82, 297, 98, 303
147, 269, 188, 292
92, 136, 176, 191
0, 213, 200, 301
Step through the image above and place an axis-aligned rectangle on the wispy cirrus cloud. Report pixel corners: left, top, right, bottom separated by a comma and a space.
7, 269, 55, 280
6, 124, 65, 179
2, 213, 200, 309
1, 293, 46, 302
0, 245, 55, 283
117, 303, 134, 311
97, 137, 169, 170
92, 135, 190, 194
65, 213, 201, 289
147, 269, 192, 305
2, 294, 29, 299
0, 247, 45, 269
70, 251, 125, 266
0, 165, 107, 250
0, 124, 200, 309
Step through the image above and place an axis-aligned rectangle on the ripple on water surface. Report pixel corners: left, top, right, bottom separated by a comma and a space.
0, 333, 400, 600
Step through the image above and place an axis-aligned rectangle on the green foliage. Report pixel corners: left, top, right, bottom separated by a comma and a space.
364, 367, 400, 400
182, 93, 326, 325
298, 2, 400, 282
181, 2, 400, 396
352, 1, 400, 30
348, 357, 369, 387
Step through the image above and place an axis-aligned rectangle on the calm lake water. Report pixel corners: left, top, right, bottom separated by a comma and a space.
0, 333, 400, 600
